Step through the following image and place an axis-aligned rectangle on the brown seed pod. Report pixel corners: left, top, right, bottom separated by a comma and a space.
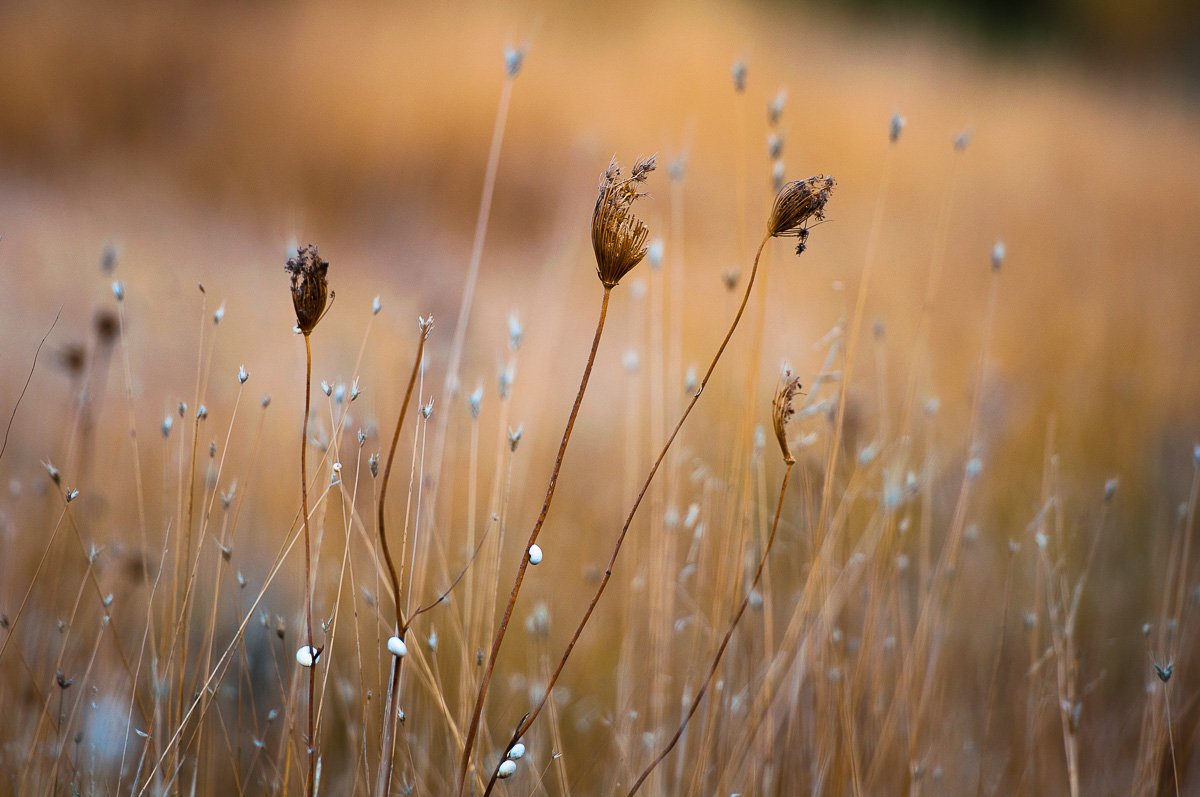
771, 370, 803, 465
284, 244, 331, 334
768, 175, 836, 256
592, 156, 656, 288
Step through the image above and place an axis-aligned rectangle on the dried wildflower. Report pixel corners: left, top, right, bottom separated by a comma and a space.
284, 245, 332, 335
767, 175, 836, 256
771, 370, 803, 465
592, 156, 656, 288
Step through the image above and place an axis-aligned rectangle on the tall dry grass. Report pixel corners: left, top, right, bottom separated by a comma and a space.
1, 1, 1200, 794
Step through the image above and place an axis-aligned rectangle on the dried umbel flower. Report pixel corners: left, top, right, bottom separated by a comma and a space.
772, 370, 803, 465
284, 244, 331, 334
592, 156, 656, 288
767, 175, 836, 256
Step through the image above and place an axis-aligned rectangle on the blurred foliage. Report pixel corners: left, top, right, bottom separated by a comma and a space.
806, 0, 1200, 75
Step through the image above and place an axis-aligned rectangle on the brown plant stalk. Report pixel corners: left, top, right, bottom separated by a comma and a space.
457, 156, 656, 795
285, 245, 332, 797
374, 316, 432, 797
480, 175, 834, 795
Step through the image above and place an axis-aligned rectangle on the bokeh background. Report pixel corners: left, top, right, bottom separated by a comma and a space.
2, 0, 1200, 793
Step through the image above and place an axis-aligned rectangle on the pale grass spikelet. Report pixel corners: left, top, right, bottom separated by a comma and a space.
507, 312, 523, 350
768, 88, 787, 125
771, 370, 803, 465
768, 175, 836, 255
592, 156, 656, 288
504, 45, 525, 78
731, 59, 747, 93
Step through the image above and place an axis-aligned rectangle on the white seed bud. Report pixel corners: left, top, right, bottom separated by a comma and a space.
528, 544, 543, 566
507, 742, 526, 760
296, 646, 319, 667
387, 636, 408, 658
497, 759, 518, 779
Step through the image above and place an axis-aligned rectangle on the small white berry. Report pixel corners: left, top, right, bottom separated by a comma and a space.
387, 636, 408, 658
528, 544, 543, 566
497, 759, 518, 779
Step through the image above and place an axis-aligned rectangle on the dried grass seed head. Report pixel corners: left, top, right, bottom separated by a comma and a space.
768, 175, 836, 256
284, 244, 331, 334
592, 155, 656, 288
772, 370, 803, 465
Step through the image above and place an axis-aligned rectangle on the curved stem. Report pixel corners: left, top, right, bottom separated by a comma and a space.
481, 232, 772, 796
301, 332, 316, 797
629, 462, 793, 795
458, 287, 612, 795
374, 328, 429, 797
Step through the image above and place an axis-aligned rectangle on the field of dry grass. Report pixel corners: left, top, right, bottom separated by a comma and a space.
1, 1, 1199, 794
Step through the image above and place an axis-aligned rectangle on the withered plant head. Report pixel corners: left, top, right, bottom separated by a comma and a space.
768, 175, 836, 256
772, 370, 803, 465
592, 155, 656, 288
284, 244, 332, 335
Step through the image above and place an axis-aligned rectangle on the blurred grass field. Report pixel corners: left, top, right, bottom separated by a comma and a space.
1, 0, 1199, 794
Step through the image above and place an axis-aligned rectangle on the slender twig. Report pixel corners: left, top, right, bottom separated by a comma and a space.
0, 304, 60, 463
629, 461, 794, 794
458, 286, 612, 795
374, 321, 430, 797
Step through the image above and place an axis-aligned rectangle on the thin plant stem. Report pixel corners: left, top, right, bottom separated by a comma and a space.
481, 233, 772, 795
629, 461, 794, 795
458, 286, 613, 795
374, 325, 430, 797
301, 332, 317, 797
1164, 683, 1180, 797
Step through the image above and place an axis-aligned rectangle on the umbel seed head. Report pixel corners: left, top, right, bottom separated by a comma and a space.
592, 156, 656, 288
285, 244, 331, 334
772, 370, 803, 465
768, 175, 836, 256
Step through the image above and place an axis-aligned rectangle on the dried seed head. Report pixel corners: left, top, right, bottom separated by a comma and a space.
767, 175, 836, 256
592, 156, 656, 288
284, 245, 331, 335
772, 370, 803, 465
